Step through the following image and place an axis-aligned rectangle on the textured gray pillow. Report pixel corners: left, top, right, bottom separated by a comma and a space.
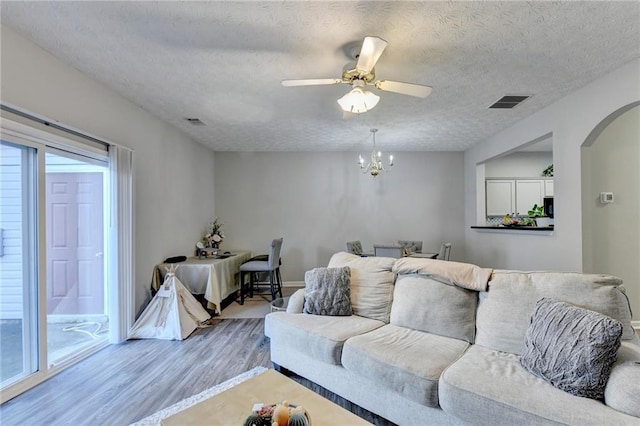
303, 267, 352, 316
520, 298, 623, 400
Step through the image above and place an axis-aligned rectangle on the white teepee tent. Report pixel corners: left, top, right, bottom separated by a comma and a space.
128, 265, 211, 340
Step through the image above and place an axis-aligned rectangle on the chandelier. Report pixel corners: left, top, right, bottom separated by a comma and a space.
358, 128, 394, 177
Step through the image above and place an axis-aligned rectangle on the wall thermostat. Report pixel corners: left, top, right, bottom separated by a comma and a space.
600, 192, 614, 204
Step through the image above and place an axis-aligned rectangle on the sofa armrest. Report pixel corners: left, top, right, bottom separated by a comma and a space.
286, 288, 305, 313
604, 341, 640, 417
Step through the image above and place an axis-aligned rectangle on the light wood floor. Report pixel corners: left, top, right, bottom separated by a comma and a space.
1, 319, 271, 426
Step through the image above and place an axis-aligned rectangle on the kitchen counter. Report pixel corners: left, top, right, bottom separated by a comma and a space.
471, 226, 553, 231
470, 225, 554, 235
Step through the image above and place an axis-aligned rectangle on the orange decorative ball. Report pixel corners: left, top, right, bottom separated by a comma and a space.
273, 404, 290, 426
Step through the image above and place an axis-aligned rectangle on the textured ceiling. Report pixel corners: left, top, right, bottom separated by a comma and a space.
1, 1, 639, 152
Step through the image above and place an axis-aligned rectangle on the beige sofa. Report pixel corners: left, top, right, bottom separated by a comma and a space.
264, 252, 640, 425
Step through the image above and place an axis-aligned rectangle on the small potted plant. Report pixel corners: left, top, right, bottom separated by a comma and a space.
528, 204, 550, 227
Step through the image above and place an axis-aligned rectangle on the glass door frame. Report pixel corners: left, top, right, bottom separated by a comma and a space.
0, 139, 40, 392
0, 118, 120, 403
45, 150, 110, 367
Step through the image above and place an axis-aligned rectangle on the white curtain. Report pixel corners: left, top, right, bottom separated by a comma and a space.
108, 144, 134, 343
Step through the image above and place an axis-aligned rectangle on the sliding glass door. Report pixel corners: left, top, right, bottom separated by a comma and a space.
0, 118, 116, 401
0, 141, 38, 389
45, 152, 109, 365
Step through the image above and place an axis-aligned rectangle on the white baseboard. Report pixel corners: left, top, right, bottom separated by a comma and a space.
632, 320, 640, 331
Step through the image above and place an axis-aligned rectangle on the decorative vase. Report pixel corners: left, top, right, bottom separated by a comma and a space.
243, 413, 263, 426
288, 412, 309, 426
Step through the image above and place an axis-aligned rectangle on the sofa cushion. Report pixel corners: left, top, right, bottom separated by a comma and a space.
476, 270, 634, 355
439, 344, 640, 425
341, 324, 469, 408
605, 361, 640, 418
328, 252, 395, 323
264, 312, 384, 365
286, 289, 305, 313
605, 341, 640, 417
303, 266, 352, 316
520, 298, 623, 400
390, 274, 477, 343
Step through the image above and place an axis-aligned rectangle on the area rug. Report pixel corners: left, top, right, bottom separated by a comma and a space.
218, 297, 272, 319
218, 287, 302, 319
131, 366, 268, 425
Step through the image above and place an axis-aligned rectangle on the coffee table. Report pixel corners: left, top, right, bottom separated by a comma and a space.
162, 369, 371, 425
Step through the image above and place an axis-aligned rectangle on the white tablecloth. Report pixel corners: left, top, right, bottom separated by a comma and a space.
152, 250, 252, 313
408, 252, 439, 259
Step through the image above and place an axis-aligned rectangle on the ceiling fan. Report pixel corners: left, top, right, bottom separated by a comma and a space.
281, 36, 432, 114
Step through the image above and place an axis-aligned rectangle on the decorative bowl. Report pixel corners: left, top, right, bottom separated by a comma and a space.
244, 402, 311, 426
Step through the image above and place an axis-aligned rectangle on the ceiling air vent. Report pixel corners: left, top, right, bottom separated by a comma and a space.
489, 95, 531, 109
185, 117, 206, 126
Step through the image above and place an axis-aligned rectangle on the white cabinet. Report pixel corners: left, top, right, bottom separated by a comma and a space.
516, 180, 544, 215
486, 180, 516, 216
486, 178, 553, 216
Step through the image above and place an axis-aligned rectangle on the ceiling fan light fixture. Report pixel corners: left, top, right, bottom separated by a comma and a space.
337, 85, 380, 114
283, 36, 431, 113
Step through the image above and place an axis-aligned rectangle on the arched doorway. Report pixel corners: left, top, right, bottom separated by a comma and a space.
581, 102, 640, 322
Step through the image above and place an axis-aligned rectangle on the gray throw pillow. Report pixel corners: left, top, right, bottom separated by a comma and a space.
303, 267, 352, 316
520, 298, 623, 400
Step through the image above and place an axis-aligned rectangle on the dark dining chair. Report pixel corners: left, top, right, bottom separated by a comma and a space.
397, 240, 423, 254
346, 240, 363, 255
438, 243, 452, 261
239, 238, 283, 304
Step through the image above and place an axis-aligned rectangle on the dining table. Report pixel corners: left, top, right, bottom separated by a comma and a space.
151, 250, 252, 314
361, 251, 439, 259
408, 252, 439, 259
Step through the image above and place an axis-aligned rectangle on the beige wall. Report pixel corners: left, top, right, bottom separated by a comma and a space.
582, 105, 640, 320
214, 151, 465, 282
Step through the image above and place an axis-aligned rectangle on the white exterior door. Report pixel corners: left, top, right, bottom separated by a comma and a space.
46, 172, 104, 315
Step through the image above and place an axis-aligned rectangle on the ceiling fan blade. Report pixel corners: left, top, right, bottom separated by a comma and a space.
356, 36, 388, 73
281, 78, 342, 87
375, 80, 432, 98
